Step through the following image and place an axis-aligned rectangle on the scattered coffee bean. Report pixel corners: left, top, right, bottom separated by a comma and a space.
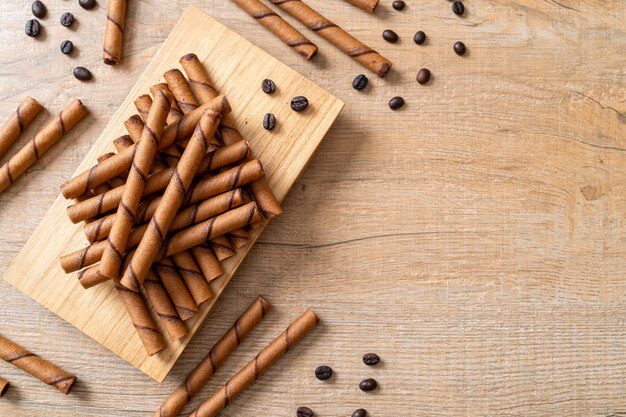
392, 0, 405, 10
363, 353, 380, 365
25, 19, 41, 38
352, 409, 367, 417
291, 96, 308, 112
359, 378, 378, 392
413, 31, 426, 45
60, 12, 74, 27
416, 68, 431, 84
73, 66, 92, 81
297, 407, 314, 417
453, 41, 466, 56
315, 365, 333, 380
263, 113, 276, 130
79, 0, 97, 10
352, 74, 368, 90
382, 29, 399, 43
452, 1, 465, 16
388, 96, 404, 110
261, 79, 276, 94
31, 1, 47, 18
60, 40, 73, 55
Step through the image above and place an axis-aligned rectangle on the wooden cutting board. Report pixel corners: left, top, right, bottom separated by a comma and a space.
2, 5, 343, 382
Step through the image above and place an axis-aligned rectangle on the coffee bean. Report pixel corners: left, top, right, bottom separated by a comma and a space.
352, 74, 368, 90
392, 0, 405, 10
413, 31, 426, 45
452, 1, 465, 15
388, 97, 404, 111
416, 68, 431, 84
454, 41, 466, 56
263, 113, 276, 130
382, 29, 399, 43
291, 96, 308, 112
25, 19, 41, 37
31, 1, 47, 18
73, 66, 92, 81
60, 12, 74, 27
79, 0, 97, 10
363, 353, 380, 365
352, 409, 367, 417
261, 79, 276, 94
60, 40, 73, 55
314, 365, 333, 380
297, 407, 314, 417
359, 378, 378, 392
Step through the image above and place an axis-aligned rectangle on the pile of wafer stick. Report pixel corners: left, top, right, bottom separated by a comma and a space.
58, 54, 282, 356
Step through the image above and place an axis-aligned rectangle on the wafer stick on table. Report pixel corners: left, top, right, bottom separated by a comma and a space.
210, 236, 236, 261
0, 335, 77, 395
0, 96, 43, 160
164, 69, 200, 114
270, 0, 392, 77
0, 99, 87, 194
144, 269, 188, 341
189, 309, 319, 417
344, 0, 379, 13
151, 296, 271, 417
151, 83, 184, 124
172, 251, 214, 304
154, 258, 199, 320
0, 377, 9, 397
103, 0, 126, 65
192, 245, 223, 281
231, 0, 318, 59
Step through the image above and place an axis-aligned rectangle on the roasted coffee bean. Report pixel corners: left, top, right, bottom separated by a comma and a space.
79, 0, 97, 10
297, 407, 314, 417
32, 1, 47, 18
416, 68, 431, 84
60, 40, 73, 55
413, 31, 426, 45
392, 0, 405, 10
73, 66, 92, 81
315, 365, 333, 380
454, 41, 466, 56
25, 19, 41, 37
352, 74, 368, 90
388, 97, 404, 110
363, 353, 380, 365
60, 12, 74, 27
359, 378, 378, 392
263, 113, 276, 130
382, 29, 399, 43
452, 1, 465, 15
291, 96, 308, 112
352, 409, 367, 417
261, 79, 276, 94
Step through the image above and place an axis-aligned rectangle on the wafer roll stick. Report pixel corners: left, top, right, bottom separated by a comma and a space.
270, 0, 392, 77
144, 269, 188, 341
228, 228, 250, 249
135, 94, 152, 122
98, 91, 171, 281
113, 134, 134, 152
172, 251, 213, 304
344, 0, 379, 13
123, 110, 171, 172
0, 96, 44, 159
154, 258, 198, 320
121, 105, 228, 292
164, 69, 200, 114
231, 0, 318, 59
151, 296, 271, 417
180, 54, 282, 219
151, 83, 184, 124
93, 153, 115, 195
0, 335, 77, 395
60, 99, 225, 199
124, 114, 144, 142
160, 144, 182, 167
192, 245, 223, 281
210, 236, 236, 261
0, 99, 87, 193
0, 377, 9, 397
189, 309, 319, 417
103, 0, 126, 65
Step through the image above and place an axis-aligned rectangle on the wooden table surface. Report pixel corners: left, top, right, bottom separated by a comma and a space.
1, 1, 625, 416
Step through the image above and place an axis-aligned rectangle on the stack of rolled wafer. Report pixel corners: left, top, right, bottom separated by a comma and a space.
58, 54, 281, 356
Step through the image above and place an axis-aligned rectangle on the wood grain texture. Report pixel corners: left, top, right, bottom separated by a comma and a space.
1, 0, 625, 416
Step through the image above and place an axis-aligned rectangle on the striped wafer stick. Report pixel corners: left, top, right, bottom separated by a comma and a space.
164, 69, 200, 114
270, 0, 392, 77
344, 0, 379, 13
113, 134, 134, 152
134, 94, 152, 122
172, 251, 214, 304
124, 114, 144, 142
153, 258, 198, 320
0, 96, 43, 159
151, 296, 271, 417
102, 0, 126, 64
151, 83, 184, 124
192, 245, 223, 282
228, 227, 250, 248
210, 235, 236, 261
231, 0, 318, 59
0, 99, 87, 193
144, 269, 188, 341
132, 94, 176, 172
0, 377, 8, 397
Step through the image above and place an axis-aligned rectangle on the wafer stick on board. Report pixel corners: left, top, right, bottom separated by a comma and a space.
134, 94, 152, 123
189, 309, 319, 417
151, 83, 184, 124
103, 0, 126, 65
0, 96, 43, 159
113, 134, 134, 152
231, 0, 318, 59
0, 377, 9, 397
164, 69, 200, 114
132, 94, 173, 173
228, 227, 250, 248
0, 335, 77, 395
144, 269, 188, 341
151, 296, 272, 417
172, 251, 214, 304
210, 235, 236, 261
344, 0, 379, 13
153, 258, 199, 320
192, 245, 223, 282
124, 114, 144, 142
270, 0, 392, 77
